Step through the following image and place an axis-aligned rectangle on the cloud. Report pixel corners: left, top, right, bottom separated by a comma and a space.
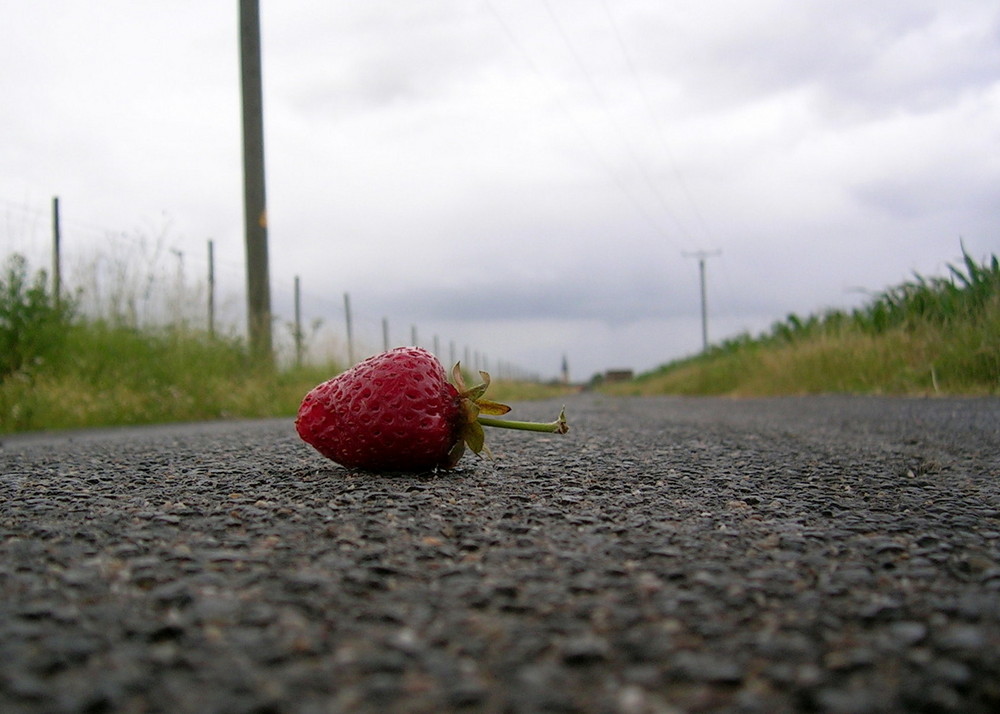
371, 268, 695, 324
2, 1, 998, 380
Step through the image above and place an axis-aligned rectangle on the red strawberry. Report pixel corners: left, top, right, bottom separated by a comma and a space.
295, 346, 568, 472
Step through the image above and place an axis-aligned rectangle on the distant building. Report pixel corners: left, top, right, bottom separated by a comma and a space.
603, 369, 634, 383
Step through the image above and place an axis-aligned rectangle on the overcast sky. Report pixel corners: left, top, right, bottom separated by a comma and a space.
2, 1, 998, 380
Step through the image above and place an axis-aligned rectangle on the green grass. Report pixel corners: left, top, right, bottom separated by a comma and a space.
608, 246, 999, 397
0, 318, 342, 432
0, 252, 333, 432
5, 244, 996, 433
487, 379, 579, 404
0, 253, 572, 433
0, 324, 570, 433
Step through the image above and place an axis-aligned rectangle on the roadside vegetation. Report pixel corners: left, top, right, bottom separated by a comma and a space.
4, 245, 995, 433
0, 253, 565, 434
607, 246, 999, 397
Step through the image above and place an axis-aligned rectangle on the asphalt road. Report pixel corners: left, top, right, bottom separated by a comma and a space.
1, 394, 998, 713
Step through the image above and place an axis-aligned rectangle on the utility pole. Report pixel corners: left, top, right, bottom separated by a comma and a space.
239, 0, 272, 366
683, 250, 721, 352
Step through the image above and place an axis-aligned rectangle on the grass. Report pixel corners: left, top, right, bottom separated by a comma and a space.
0, 253, 572, 433
4, 243, 995, 434
0, 319, 338, 432
487, 379, 579, 404
607, 246, 999, 397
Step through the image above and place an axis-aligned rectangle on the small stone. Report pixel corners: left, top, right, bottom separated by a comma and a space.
561, 635, 610, 665
927, 658, 972, 686
887, 621, 927, 646
671, 651, 744, 683
935, 624, 986, 652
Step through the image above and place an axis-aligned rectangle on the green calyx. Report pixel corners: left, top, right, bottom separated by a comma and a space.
446, 363, 570, 467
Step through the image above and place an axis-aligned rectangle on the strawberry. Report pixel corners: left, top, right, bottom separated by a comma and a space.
295, 346, 568, 472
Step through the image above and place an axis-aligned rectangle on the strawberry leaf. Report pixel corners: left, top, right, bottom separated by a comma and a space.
446, 438, 466, 467
464, 420, 486, 455
452, 362, 468, 394
476, 399, 512, 416
465, 382, 489, 402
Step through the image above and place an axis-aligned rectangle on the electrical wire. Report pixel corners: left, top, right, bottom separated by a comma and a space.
538, 0, 695, 249
598, 0, 715, 246
483, 0, 689, 250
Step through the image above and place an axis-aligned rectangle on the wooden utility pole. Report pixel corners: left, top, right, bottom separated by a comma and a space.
51, 197, 61, 308
683, 250, 721, 352
239, 0, 272, 365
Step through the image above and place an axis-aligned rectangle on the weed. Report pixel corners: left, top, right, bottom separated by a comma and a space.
0, 254, 74, 380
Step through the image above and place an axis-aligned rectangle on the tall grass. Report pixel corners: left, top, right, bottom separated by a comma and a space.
613, 246, 999, 396
0, 253, 341, 433
1, 254, 74, 380
0, 252, 567, 433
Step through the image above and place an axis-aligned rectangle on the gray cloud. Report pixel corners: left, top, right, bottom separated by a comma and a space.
2, 0, 997, 379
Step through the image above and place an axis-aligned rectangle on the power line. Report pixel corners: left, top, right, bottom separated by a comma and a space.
483, 0, 688, 249
599, 0, 714, 244
538, 0, 694, 248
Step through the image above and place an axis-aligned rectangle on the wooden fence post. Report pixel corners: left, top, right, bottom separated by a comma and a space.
51, 196, 61, 308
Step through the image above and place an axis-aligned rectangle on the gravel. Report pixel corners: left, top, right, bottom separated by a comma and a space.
1, 393, 998, 713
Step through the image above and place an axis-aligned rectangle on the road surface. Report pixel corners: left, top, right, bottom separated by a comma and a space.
1, 394, 998, 713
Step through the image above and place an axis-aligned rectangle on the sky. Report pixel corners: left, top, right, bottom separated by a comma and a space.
2, 1, 998, 380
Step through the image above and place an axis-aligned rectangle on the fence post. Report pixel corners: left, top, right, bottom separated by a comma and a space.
294, 276, 303, 367
51, 196, 61, 308
207, 240, 216, 338
344, 292, 354, 365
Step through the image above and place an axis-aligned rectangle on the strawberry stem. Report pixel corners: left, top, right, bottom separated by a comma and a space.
477, 407, 569, 435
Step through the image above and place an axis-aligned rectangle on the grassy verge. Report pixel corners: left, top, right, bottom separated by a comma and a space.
487, 380, 579, 404
0, 326, 571, 434
0, 254, 574, 433
0, 320, 338, 432
608, 247, 999, 397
